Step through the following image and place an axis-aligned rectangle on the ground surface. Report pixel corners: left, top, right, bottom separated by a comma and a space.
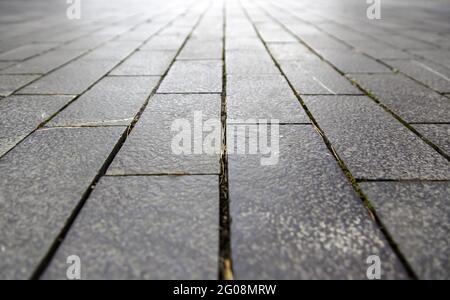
0, 0, 449, 280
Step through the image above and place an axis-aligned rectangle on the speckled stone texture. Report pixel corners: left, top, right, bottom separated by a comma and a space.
228, 125, 408, 279
227, 74, 309, 123
0, 95, 75, 157
0, 127, 123, 279
157, 60, 222, 93
108, 94, 221, 175
350, 73, 450, 123
48, 76, 160, 127
304, 95, 450, 180
360, 182, 450, 280
42, 175, 219, 280
413, 124, 450, 156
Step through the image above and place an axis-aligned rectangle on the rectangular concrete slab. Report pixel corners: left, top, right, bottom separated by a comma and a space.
158, 60, 222, 93
0, 74, 39, 96
0, 95, 75, 157
350, 73, 450, 123
226, 50, 279, 74
360, 182, 450, 280
319, 49, 391, 74
0, 43, 58, 61
304, 95, 450, 180
0, 127, 123, 279
280, 60, 362, 95
48, 76, 159, 127
0, 49, 86, 75
386, 59, 450, 93
108, 94, 221, 175
178, 41, 223, 60
228, 125, 408, 279
19, 59, 118, 95
110, 50, 176, 76
42, 175, 219, 280
227, 74, 309, 123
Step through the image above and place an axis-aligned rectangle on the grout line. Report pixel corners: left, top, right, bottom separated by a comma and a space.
219, 0, 233, 281
29, 2, 210, 280
244, 0, 419, 280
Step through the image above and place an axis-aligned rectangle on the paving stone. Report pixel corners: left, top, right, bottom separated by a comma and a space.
413, 124, 450, 156
361, 182, 450, 280
228, 125, 407, 279
158, 60, 222, 93
386, 59, 450, 93
81, 41, 141, 61
0, 74, 39, 96
0, 127, 123, 279
42, 175, 219, 280
350, 73, 450, 123
226, 50, 279, 74
140, 35, 186, 50
0, 43, 58, 61
0, 49, 85, 75
108, 94, 221, 175
178, 41, 222, 60
410, 49, 450, 69
0, 61, 15, 71
255, 23, 297, 43
110, 50, 176, 76
319, 49, 391, 74
304, 95, 450, 180
280, 60, 362, 95
0, 95, 75, 157
267, 42, 318, 61
59, 34, 115, 50
226, 37, 265, 51
19, 59, 118, 95
48, 76, 159, 127
348, 40, 411, 60
300, 34, 351, 51
227, 74, 309, 123
379, 34, 435, 50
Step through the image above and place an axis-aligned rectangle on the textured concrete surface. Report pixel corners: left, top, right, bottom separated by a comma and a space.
361, 182, 450, 280
1, 0, 449, 280
43, 176, 219, 280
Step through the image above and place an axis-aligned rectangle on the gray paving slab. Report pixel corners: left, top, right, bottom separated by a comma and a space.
110, 50, 176, 76
81, 41, 141, 61
319, 49, 391, 74
42, 175, 219, 280
158, 60, 222, 93
178, 41, 223, 60
280, 60, 362, 95
0, 95, 75, 157
226, 37, 265, 51
410, 49, 450, 69
361, 182, 450, 280
350, 73, 450, 123
266, 42, 318, 61
227, 74, 309, 123
140, 35, 186, 50
0, 43, 58, 61
228, 125, 408, 279
0, 62, 15, 70
59, 35, 116, 50
48, 76, 159, 127
226, 50, 279, 74
413, 124, 450, 156
19, 59, 118, 95
304, 95, 450, 180
108, 94, 221, 175
386, 59, 450, 93
0, 74, 39, 96
0, 127, 123, 279
348, 40, 411, 60
0, 49, 85, 75
255, 23, 297, 43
